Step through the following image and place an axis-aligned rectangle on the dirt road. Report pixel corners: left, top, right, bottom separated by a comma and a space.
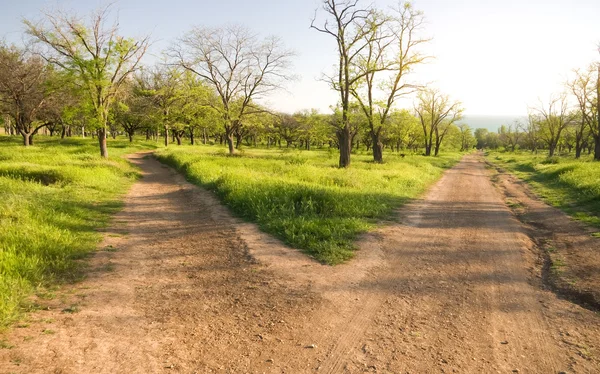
1, 153, 599, 373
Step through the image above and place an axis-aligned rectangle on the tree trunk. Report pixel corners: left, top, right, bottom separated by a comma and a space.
548, 142, 556, 157
594, 136, 600, 161
202, 128, 207, 145
128, 132, 134, 142
21, 131, 32, 146
235, 133, 243, 149
424, 143, 432, 156
189, 128, 195, 145
226, 133, 235, 154
337, 126, 351, 168
98, 127, 108, 158
164, 126, 169, 147
370, 131, 383, 163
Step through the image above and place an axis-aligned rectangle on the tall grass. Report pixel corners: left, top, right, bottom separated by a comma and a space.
489, 152, 600, 227
157, 146, 462, 265
0, 136, 158, 326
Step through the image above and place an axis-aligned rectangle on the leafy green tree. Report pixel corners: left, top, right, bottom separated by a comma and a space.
529, 94, 575, 157
135, 65, 183, 146
457, 124, 475, 151
25, 5, 149, 157
498, 123, 522, 152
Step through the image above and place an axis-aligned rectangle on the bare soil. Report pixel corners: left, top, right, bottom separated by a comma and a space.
1, 152, 599, 373
489, 160, 600, 310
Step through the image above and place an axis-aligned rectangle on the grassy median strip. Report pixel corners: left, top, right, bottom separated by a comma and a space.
488, 152, 600, 228
157, 147, 462, 265
0, 136, 157, 327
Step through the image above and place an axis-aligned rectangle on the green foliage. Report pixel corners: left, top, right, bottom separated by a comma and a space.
157, 146, 461, 264
489, 152, 600, 227
0, 136, 158, 326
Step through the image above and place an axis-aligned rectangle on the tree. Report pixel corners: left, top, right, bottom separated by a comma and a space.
172, 25, 293, 154
457, 124, 475, 151
25, 5, 149, 158
567, 66, 597, 158
498, 123, 522, 152
529, 94, 575, 157
0, 44, 57, 145
350, 2, 430, 163
415, 88, 463, 156
311, 0, 382, 167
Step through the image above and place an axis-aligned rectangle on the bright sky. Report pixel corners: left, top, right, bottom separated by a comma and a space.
1, 0, 598, 116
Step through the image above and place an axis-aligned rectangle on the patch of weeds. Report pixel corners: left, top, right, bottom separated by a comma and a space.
100, 263, 116, 272
103, 245, 119, 252
16, 323, 29, 328
61, 305, 80, 314
0, 339, 14, 349
36, 291, 57, 300
506, 199, 524, 210
23, 336, 33, 342
42, 329, 55, 335
551, 258, 567, 274
591, 232, 600, 238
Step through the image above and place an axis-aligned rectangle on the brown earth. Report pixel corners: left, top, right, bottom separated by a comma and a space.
1, 152, 599, 373
489, 161, 600, 310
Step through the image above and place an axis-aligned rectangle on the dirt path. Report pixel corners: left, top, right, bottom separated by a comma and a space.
1, 153, 599, 373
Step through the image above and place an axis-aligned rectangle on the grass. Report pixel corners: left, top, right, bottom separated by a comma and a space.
157, 146, 463, 265
0, 135, 159, 327
488, 151, 600, 228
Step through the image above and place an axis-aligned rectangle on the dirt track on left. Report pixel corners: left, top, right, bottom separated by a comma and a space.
1, 152, 600, 373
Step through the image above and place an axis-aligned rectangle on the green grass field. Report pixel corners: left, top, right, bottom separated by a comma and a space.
157, 146, 463, 265
487, 152, 600, 228
0, 136, 159, 327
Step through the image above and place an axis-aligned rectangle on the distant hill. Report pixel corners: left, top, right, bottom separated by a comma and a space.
457, 115, 527, 133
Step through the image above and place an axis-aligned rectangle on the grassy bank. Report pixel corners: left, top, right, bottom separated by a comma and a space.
487, 152, 600, 228
157, 146, 462, 265
0, 136, 158, 326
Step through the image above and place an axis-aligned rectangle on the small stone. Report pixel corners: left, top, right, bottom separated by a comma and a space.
512, 370, 519, 373
500, 341, 509, 345
305, 344, 317, 349
266, 358, 274, 363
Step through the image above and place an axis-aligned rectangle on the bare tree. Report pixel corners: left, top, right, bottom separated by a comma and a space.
311, 0, 382, 167
0, 43, 55, 145
25, 5, 149, 158
171, 25, 293, 155
529, 94, 575, 157
415, 88, 463, 156
351, 2, 430, 163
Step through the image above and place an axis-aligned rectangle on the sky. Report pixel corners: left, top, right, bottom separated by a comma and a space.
1, 0, 599, 117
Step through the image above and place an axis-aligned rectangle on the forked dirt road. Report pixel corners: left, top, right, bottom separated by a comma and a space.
1, 153, 599, 373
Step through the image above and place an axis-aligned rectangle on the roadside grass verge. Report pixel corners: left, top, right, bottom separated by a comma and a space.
157, 146, 462, 265
487, 151, 600, 228
0, 135, 159, 327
